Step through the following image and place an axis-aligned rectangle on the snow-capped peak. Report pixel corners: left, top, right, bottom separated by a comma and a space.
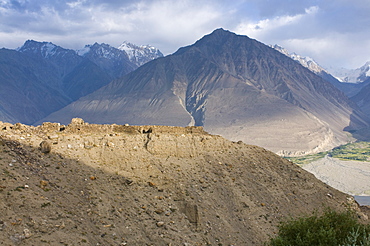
327, 61, 370, 83
117, 41, 136, 60
117, 41, 163, 66
362, 61, 370, 77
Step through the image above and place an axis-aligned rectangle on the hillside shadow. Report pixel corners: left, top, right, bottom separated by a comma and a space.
0, 137, 191, 246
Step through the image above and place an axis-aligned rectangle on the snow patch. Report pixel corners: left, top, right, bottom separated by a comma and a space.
77, 45, 91, 56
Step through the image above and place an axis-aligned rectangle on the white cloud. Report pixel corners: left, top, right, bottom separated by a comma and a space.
0, 0, 369, 68
66, 0, 86, 8
95, 0, 224, 52
235, 5, 319, 41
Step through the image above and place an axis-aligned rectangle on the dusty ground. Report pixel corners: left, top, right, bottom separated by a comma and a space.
0, 119, 368, 246
302, 155, 370, 196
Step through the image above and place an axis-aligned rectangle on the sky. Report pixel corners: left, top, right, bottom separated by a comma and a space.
0, 0, 369, 69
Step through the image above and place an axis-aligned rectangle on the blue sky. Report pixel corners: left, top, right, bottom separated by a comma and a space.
0, 0, 369, 69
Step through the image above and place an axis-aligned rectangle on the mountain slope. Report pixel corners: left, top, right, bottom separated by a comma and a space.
0, 120, 366, 245
0, 48, 72, 124
41, 29, 369, 155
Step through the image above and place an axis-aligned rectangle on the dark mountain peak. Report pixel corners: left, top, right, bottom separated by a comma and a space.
209, 28, 235, 37
18, 40, 76, 59
90, 42, 113, 50
21, 39, 53, 47
174, 28, 256, 57
198, 28, 252, 45
18, 39, 56, 52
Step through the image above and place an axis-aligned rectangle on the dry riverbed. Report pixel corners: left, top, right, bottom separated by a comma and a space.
302, 155, 370, 199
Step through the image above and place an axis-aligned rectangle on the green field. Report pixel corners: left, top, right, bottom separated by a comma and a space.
286, 141, 370, 165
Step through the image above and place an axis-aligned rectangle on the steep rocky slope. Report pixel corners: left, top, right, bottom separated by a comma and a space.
42, 29, 369, 155
0, 119, 368, 245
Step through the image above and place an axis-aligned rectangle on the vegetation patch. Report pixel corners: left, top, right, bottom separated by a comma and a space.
286, 152, 328, 165
268, 208, 370, 246
287, 141, 370, 165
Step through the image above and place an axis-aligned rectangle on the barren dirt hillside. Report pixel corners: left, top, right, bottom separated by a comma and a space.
0, 119, 368, 245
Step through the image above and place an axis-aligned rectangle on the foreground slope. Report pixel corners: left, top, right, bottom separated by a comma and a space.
0, 119, 368, 245
42, 29, 369, 155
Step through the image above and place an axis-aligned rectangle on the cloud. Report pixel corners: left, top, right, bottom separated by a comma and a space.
0, 0, 369, 68
236, 5, 320, 41
282, 34, 370, 69
245, 0, 320, 18
235, 1, 370, 68
0, 0, 231, 53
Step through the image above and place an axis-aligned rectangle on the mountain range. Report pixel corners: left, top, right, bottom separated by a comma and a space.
39, 29, 369, 155
0, 40, 163, 125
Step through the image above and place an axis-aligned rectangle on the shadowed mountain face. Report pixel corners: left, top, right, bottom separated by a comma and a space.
0, 48, 72, 124
41, 29, 369, 155
351, 77, 370, 115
